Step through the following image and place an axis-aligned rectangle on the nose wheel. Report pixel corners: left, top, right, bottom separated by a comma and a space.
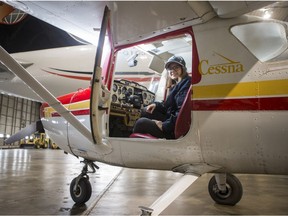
208, 173, 243, 205
70, 176, 92, 204
70, 159, 99, 204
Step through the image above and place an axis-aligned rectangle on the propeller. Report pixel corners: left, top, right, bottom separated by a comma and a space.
4, 120, 44, 144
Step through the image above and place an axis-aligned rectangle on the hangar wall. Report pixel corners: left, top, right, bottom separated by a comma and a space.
0, 93, 40, 146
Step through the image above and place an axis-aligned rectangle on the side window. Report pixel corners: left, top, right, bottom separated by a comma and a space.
108, 33, 192, 138
231, 22, 288, 62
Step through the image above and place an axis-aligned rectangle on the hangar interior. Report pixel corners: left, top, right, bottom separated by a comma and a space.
0, 93, 40, 147
0, 1, 288, 215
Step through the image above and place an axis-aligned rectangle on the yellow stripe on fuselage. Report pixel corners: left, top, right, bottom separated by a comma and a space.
193, 79, 288, 99
68, 100, 90, 110
44, 100, 90, 117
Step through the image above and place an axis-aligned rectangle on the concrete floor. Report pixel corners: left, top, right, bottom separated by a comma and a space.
0, 149, 288, 215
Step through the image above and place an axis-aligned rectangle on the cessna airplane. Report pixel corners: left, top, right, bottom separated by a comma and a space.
1, 1, 288, 215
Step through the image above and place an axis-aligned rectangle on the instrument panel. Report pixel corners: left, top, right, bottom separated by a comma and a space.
111, 79, 155, 107
109, 79, 155, 137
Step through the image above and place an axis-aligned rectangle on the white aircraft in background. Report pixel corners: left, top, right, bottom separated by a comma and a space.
1, 1, 288, 215
0, 44, 160, 101
0, 2, 160, 101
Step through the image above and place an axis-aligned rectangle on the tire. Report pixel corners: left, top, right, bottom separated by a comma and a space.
208, 173, 243, 205
70, 177, 92, 204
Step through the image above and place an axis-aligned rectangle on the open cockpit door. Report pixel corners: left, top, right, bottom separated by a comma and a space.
90, 6, 112, 145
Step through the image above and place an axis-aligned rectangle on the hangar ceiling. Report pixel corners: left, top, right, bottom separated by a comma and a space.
248, 1, 288, 22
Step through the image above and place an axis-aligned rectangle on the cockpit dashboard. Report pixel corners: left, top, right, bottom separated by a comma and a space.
109, 79, 155, 137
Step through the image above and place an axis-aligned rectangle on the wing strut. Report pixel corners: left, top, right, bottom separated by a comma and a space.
140, 163, 220, 215
0, 46, 94, 144
139, 174, 199, 216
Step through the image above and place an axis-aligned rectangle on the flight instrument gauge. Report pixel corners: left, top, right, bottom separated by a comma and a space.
113, 84, 118, 92
122, 87, 127, 94
112, 94, 117, 102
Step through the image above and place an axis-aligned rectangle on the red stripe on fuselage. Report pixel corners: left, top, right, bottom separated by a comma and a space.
193, 97, 288, 111
43, 70, 91, 80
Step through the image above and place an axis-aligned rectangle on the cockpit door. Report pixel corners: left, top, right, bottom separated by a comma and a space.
90, 6, 112, 145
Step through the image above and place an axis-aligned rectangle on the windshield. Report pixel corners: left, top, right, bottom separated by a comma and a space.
113, 34, 192, 95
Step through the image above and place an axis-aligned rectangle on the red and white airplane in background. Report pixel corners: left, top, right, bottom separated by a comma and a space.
1, 1, 288, 215
0, 2, 161, 101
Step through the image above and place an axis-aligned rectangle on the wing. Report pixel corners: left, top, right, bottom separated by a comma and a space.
4, 1, 274, 46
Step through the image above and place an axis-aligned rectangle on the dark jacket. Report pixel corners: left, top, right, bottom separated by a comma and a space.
155, 75, 191, 138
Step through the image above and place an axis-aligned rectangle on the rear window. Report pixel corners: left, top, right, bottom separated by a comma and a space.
231, 22, 288, 62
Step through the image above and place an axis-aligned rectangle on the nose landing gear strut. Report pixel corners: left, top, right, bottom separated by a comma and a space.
70, 159, 99, 204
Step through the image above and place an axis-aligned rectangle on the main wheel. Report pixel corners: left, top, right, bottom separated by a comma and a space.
70, 177, 92, 204
208, 173, 243, 205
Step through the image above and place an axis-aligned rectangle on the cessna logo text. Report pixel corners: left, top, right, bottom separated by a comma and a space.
199, 53, 244, 75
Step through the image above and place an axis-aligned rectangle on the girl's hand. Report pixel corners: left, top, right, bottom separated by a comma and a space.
146, 103, 156, 114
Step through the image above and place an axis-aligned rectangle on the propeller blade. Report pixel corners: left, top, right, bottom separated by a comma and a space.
4, 120, 44, 144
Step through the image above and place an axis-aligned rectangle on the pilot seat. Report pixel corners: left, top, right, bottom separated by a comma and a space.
129, 85, 192, 139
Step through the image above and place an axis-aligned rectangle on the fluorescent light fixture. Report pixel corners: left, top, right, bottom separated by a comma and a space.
263, 10, 271, 19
